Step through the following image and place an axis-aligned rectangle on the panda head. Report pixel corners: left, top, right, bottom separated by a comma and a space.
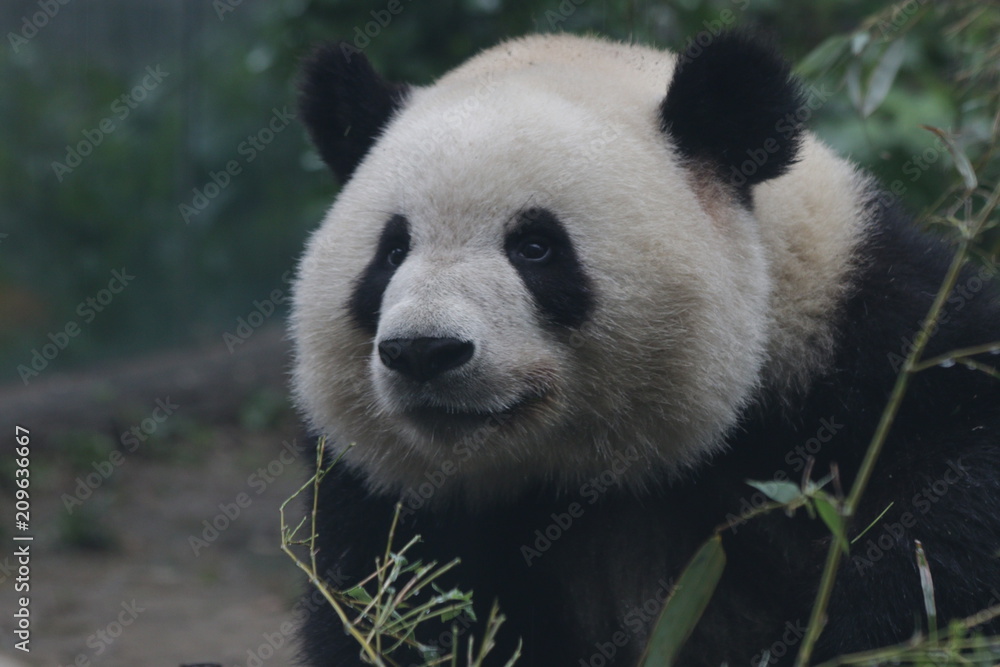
291, 33, 805, 504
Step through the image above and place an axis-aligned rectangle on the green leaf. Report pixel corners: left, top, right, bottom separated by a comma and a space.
850, 31, 870, 56
851, 502, 894, 544
795, 34, 850, 78
922, 125, 978, 192
862, 39, 906, 117
814, 494, 849, 555
345, 586, 373, 603
846, 60, 863, 112
433, 586, 474, 622
747, 479, 804, 505
915, 540, 938, 636
803, 473, 835, 495
639, 535, 726, 667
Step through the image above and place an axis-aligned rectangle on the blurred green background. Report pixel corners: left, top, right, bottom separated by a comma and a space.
1, 0, 997, 383
1, 3, 998, 665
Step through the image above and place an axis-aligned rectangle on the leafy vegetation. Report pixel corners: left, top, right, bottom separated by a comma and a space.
1, 1, 997, 381
281, 439, 522, 666
271, 2, 1000, 665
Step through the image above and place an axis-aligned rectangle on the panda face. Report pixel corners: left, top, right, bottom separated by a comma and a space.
292, 35, 813, 503
365, 206, 589, 426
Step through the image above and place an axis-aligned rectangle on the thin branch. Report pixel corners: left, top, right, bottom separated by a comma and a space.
795, 178, 1000, 667
912, 341, 1000, 372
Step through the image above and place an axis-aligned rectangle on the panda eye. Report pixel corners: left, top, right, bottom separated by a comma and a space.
514, 235, 553, 263
386, 245, 408, 267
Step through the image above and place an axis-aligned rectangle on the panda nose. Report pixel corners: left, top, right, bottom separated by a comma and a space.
378, 337, 475, 382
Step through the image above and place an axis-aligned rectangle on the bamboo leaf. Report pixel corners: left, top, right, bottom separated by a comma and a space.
795, 34, 850, 78
851, 502, 894, 544
639, 535, 726, 667
814, 494, 849, 555
851, 31, 870, 56
915, 540, 938, 636
922, 125, 978, 192
862, 39, 906, 117
346, 586, 374, 603
747, 479, 804, 505
846, 60, 863, 112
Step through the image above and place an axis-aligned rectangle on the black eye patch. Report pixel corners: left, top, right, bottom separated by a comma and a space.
349, 214, 410, 335
505, 208, 593, 329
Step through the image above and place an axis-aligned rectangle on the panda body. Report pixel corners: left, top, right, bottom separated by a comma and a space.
291, 33, 1000, 666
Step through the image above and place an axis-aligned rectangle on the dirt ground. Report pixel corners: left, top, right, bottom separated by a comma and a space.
0, 421, 311, 666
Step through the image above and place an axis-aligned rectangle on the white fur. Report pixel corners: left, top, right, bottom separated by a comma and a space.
291, 34, 870, 505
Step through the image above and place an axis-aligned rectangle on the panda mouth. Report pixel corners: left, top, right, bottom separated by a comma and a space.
403, 393, 542, 430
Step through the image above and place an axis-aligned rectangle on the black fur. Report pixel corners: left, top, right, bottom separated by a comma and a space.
349, 214, 410, 335
296, 33, 1000, 667
299, 195, 1000, 666
660, 31, 805, 204
298, 42, 409, 183
505, 207, 594, 329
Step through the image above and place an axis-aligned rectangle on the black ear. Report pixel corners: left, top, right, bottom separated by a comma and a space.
298, 43, 410, 183
659, 31, 804, 204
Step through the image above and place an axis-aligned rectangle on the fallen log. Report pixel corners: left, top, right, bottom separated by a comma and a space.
0, 324, 292, 445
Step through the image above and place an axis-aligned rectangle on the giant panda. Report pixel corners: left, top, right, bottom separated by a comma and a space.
290, 32, 1000, 666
